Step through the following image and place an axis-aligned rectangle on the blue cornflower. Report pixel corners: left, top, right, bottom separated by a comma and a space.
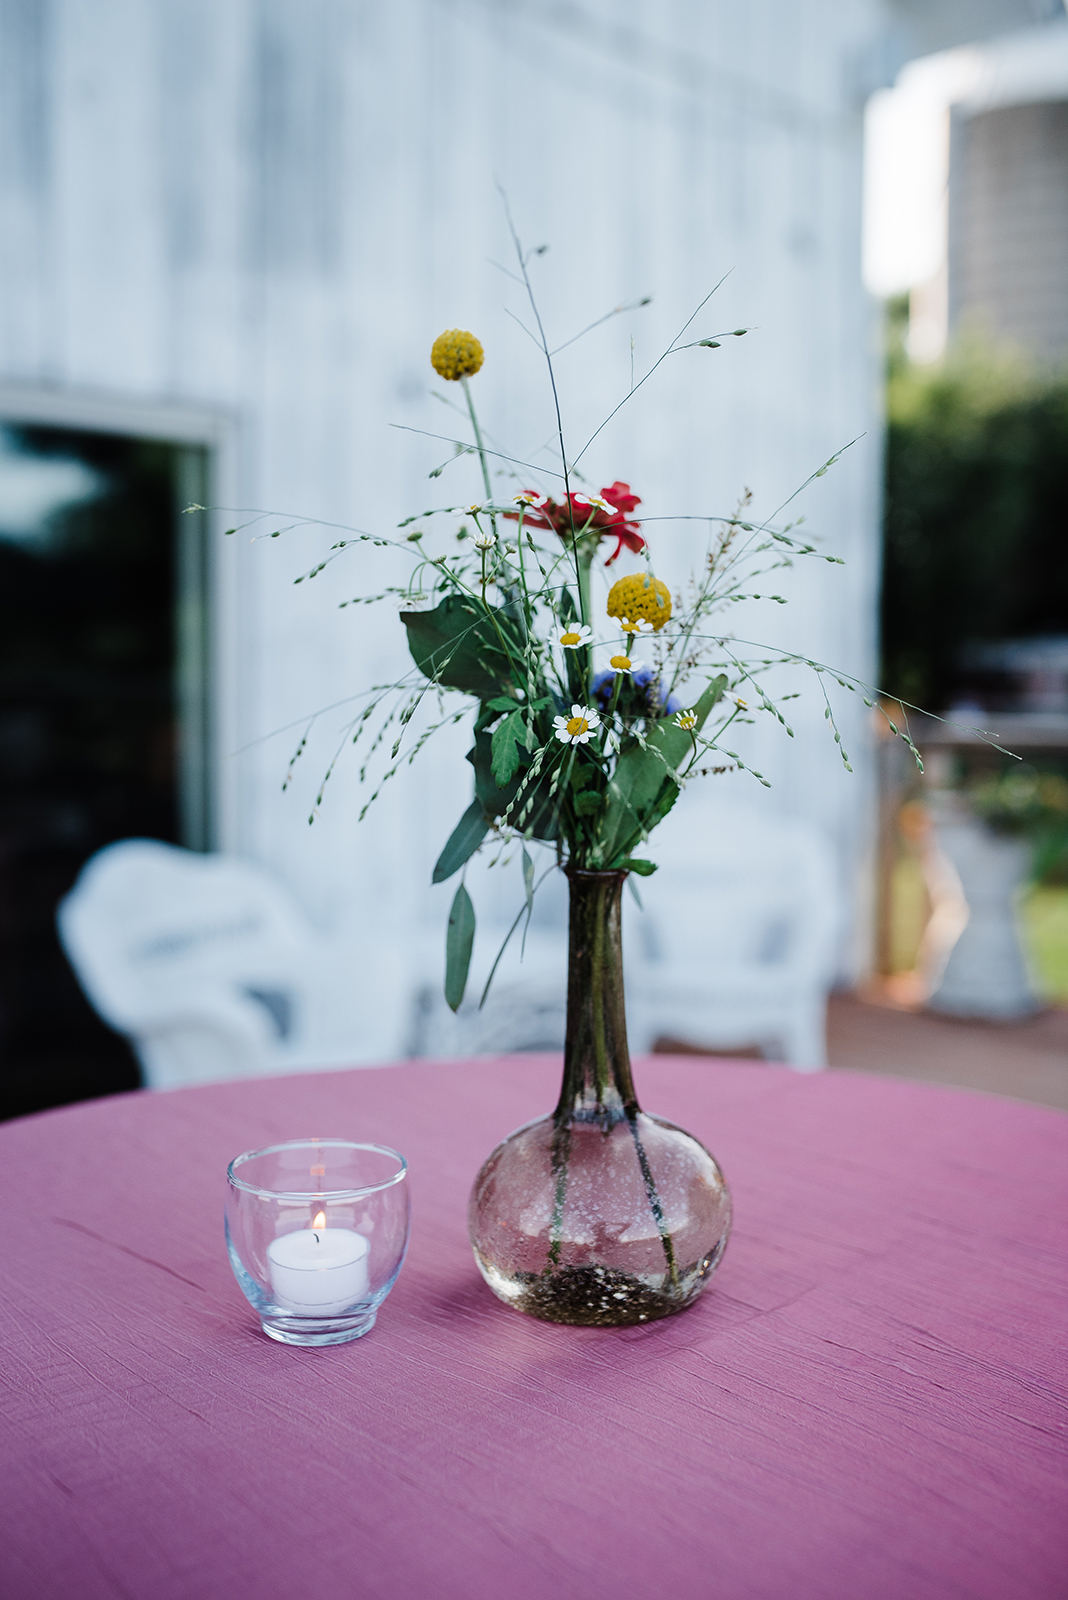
592, 666, 681, 717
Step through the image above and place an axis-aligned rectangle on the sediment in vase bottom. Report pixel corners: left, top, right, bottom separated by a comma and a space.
516, 1265, 693, 1326
476, 1257, 719, 1327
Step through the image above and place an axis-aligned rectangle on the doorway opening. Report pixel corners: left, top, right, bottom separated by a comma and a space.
0, 423, 212, 1120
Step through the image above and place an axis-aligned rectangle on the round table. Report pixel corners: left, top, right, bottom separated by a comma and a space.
1, 1057, 1065, 1600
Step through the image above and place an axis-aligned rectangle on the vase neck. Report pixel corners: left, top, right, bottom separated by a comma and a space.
556, 868, 638, 1125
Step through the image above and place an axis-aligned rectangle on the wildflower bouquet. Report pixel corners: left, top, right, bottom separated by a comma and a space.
268, 234, 925, 1327
312, 311, 874, 1014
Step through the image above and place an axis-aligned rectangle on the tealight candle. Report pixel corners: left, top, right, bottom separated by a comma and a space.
227, 1141, 409, 1345
267, 1211, 370, 1317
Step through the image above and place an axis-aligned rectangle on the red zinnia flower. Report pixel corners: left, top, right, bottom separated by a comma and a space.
505, 482, 644, 565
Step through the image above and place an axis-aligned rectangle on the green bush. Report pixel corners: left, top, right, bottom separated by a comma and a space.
881, 340, 1068, 710
968, 767, 1068, 883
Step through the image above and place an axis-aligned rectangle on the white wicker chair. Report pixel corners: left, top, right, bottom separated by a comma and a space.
57, 839, 365, 1088
623, 806, 840, 1070
407, 863, 570, 1058
410, 807, 840, 1071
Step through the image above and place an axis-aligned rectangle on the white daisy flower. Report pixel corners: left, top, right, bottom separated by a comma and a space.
619, 617, 655, 635
553, 705, 602, 745
513, 492, 537, 506
472, 530, 497, 550
674, 710, 698, 730
606, 653, 645, 675
569, 494, 601, 523
735, 697, 748, 709
555, 623, 593, 650
584, 494, 613, 512
467, 503, 483, 514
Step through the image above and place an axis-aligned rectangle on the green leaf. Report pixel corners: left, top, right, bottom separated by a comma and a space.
432, 800, 489, 884
597, 675, 727, 864
621, 858, 658, 876
491, 709, 525, 786
468, 732, 558, 841
445, 884, 476, 1012
574, 790, 603, 817
400, 594, 521, 699
522, 845, 534, 915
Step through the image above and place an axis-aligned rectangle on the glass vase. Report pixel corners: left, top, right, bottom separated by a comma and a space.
468, 867, 732, 1326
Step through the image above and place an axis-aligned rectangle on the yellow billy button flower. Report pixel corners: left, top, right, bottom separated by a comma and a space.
607, 573, 672, 631
553, 705, 602, 745
675, 710, 698, 731
430, 329, 484, 381
556, 623, 593, 650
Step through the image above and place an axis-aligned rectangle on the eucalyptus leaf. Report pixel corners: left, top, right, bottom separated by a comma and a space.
432, 800, 489, 884
445, 883, 476, 1011
621, 858, 658, 875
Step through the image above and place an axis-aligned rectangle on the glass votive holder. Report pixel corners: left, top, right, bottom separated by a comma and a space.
226, 1139, 409, 1346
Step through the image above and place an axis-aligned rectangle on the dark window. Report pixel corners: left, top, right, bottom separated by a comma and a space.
0, 424, 210, 1120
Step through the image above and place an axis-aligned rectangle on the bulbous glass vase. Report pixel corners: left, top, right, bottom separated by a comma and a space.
468, 867, 732, 1326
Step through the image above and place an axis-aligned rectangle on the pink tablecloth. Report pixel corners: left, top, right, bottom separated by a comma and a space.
1, 1056, 1065, 1600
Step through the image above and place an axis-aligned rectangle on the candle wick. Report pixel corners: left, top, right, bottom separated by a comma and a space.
313, 1232, 320, 1243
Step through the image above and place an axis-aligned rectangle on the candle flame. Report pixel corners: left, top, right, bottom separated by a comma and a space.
312, 1210, 326, 1230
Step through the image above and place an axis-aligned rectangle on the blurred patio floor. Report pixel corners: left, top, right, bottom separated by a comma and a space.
655, 989, 1068, 1112
826, 988, 1068, 1112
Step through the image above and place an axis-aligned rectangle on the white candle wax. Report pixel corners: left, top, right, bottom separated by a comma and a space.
267, 1226, 370, 1316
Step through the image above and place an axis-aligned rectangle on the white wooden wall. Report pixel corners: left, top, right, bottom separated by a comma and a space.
0, 0, 889, 1058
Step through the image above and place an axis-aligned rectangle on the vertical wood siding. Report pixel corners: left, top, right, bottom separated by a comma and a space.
0, 0, 888, 1052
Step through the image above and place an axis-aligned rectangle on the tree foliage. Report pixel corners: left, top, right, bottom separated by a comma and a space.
882, 345, 1068, 709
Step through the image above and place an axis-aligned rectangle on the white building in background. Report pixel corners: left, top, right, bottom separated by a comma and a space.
0, 0, 1010, 1063
865, 7, 1068, 361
